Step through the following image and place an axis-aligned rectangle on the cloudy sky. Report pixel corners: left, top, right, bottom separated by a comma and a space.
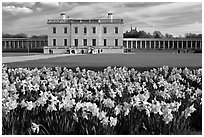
2, 2, 202, 36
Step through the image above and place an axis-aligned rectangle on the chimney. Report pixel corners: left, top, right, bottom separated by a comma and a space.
107, 12, 113, 21
60, 12, 66, 20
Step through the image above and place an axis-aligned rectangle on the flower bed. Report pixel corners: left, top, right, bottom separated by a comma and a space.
2, 65, 202, 135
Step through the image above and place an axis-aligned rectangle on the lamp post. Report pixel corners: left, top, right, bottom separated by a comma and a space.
27, 41, 29, 55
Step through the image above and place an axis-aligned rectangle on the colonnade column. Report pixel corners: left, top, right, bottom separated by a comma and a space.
135, 40, 137, 49
168, 41, 170, 49
186, 41, 188, 49
172, 41, 174, 49
16, 41, 19, 48
144, 41, 147, 49
9, 41, 11, 48
191, 41, 193, 49
200, 41, 202, 49
195, 41, 198, 49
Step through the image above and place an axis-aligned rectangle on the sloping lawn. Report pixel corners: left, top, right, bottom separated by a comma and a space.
4, 52, 202, 71
2, 52, 42, 57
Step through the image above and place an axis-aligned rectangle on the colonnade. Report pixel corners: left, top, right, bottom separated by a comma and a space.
2, 38, 47, 49
123, 38, 202, 50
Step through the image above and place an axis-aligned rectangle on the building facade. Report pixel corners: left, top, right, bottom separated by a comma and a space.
45, 12, 124, 54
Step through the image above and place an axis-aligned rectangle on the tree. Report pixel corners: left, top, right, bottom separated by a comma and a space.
153, 31, 164, 38
165, 33, 173, 38
31, 35, 48, 39
185, 33, 202, 39
2, 33, 27, 38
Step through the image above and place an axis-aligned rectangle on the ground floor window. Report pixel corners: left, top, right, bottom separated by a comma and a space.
104, 39, 107, 46
83, 39, 87, 46
53, 39, 56, 46
115, 39, 118, 46
74, 39, 78, 47
64, 39, 67, 46
92, 39, 96, 46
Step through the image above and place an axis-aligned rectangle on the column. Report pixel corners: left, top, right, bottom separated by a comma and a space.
9, 41, 11, 49
168, 41, 170, 49
154, 41, 156, 49
172, 41, 174, 49
145, 41, 147, 49
190, 41, 192, 49
177, 41, 179, 49
158, 41, 160, 49
186, 40, 188, 49
10, 41, 12, 49
164, 41, 166, 49
200, 41, 202, 49
195, 41, 198, 49
140, 41, 142, 49
131, 41, 133, 49
181, 41, 183, 49
135, 40, 137, 49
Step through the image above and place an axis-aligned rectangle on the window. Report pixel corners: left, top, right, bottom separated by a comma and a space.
93, 27, 96, 33
83, 39, 87, 46
115, 39, 118, 46
84, 27, 87, 34
115, 27, 118, 34
64, 39, 67, 46
103, 27, 107, 34
75, 27, 78, 34
74, 39, 78, 46
64, 27, 67, 34
104, 39, 107, 46
53, 39, 56, 46
92, 39, 96, 46
53, 27, 56, 34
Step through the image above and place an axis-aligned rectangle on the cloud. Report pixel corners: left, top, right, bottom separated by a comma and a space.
3, 5, 33, 15
2, 2, 202, 36
40, 2, 60, 7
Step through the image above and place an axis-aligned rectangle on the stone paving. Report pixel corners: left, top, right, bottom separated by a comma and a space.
2, 54, 81, 63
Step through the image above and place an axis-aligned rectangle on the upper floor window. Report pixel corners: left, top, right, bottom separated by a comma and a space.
64, 27, 67, 34
115, 27, 118, 34
84, 27, 87, 34
93, 27, 96, 33
103, 27, 107, 34
53, 27, 56, 34
75, 27, 78, 34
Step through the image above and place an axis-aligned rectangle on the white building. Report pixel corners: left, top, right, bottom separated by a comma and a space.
44, 12, 124, 54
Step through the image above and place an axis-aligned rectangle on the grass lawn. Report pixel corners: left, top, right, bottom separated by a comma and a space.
2, 52, 43, 57
4, 52, 202, 71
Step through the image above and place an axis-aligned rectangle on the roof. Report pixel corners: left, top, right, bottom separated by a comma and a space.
2, 37, 47, 41
47, 19, 124, 24
123, 38, 202, 41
